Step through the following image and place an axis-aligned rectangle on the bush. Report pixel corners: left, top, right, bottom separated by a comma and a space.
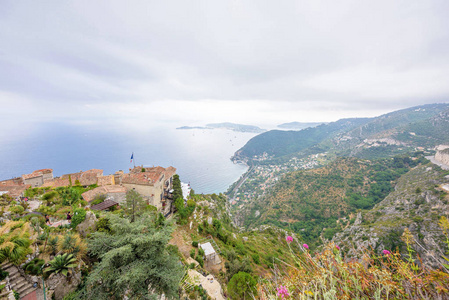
228, 272, 258, 299
251, 254, 260, 265
190, 249, 196, 258
195, 255, 204, 268
23, 258, 45, 275
192, 241, 198, 247
10, 205, 25, 215
0, 269, 9, 281
198, 248, 205, 257
71, 208, 86, 228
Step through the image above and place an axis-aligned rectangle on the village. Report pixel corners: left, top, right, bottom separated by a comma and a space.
230, 153, 330, 208
0, 165, 183, 218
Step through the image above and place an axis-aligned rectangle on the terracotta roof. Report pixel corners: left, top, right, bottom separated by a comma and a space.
22, 172, 43, 180
83, 169, 103, 176
33, 169, 53, 174
97, 175, 115, 186
123, 166, 176, 186
91, 199, 119, 211
82, 185, 127, 202
0, 185, 31, 198
42, 178, 70, 188
80, 172, 98, 186
0, 178, 24, 186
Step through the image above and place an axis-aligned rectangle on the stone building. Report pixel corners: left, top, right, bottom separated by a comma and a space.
120, 166, 176, 213
21, 169, 53, 187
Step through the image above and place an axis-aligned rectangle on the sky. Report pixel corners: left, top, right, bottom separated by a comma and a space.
1, 0, 449, 128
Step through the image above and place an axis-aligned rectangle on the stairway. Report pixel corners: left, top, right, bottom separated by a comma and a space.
1, 262, 37, 300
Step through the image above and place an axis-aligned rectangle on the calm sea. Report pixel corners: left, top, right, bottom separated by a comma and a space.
0, 122, 257, 194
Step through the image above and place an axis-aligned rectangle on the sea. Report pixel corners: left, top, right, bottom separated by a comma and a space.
0, 122, 258, 194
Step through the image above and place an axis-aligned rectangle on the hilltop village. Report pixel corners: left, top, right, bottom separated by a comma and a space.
0, 166, 180, 217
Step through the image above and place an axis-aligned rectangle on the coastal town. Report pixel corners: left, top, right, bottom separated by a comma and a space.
228, 152, 330, 208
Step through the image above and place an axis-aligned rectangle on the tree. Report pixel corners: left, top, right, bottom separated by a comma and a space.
227, 272, 258, 299
172, 174, 183, 203
45, 253, 77, 276
124, 189, 147, 222
82, 214, 183, 299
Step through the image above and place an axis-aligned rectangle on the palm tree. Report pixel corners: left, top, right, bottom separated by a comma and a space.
44, 253, 77, 276
0, 221, 32, 265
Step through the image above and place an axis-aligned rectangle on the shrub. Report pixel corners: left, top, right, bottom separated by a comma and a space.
195, 255, 204, 268
198, 248, 205, 257
0, 269, 9, 281
192, 241, 198, 247
10, 205, 24, 215
228, 272, 258, 300
71, 208, 86, 228
23, 258, 45, 275
190, 249, 196, 258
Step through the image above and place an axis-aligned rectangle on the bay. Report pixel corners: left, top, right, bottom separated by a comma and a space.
0, 122, 257, 194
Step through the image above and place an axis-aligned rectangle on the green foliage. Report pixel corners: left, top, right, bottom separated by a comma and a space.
45, 253, 77, 277
0, 269, 9, 281
71, 208, 86, 228
13, 290, 19, 300
47, 236, 59, 255
192, 241, 198, 247
83, 214, 183, 299
198, 248, 205, 257
251, 254, 260, 265
195, 255, 204, 268
0, 221, 32, 265
123, 190, 147, 222
23, 258, 45, 275
95, 217, 111, 233
227, 272, 258, 300
91, 194, 106, 205
190, 249, 196, 258
10, 205, 24, 215
173, 174, 183, 202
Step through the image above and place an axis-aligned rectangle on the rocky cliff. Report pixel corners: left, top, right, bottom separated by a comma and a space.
435, 145, 449, 166
333, 163, 449, 268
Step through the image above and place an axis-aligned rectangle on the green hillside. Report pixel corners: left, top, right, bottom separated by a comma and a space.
241, 155, 426, 248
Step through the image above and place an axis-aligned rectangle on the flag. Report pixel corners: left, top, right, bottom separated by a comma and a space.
130, 153, 134, 163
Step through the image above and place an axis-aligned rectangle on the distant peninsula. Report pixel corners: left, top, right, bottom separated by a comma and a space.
277, 121, 326, 130
177, 122, 266, 133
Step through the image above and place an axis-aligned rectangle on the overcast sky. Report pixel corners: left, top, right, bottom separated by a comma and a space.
1, 0, 449, 128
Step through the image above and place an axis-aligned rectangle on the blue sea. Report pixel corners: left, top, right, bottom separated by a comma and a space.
0, 122, 257, 194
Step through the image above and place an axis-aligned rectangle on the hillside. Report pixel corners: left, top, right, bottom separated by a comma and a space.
238, 155, 425, 248
233, 103, 449, 162
232, 118, 370, 161
277, 121, 325, 130
333, 162, 449, 269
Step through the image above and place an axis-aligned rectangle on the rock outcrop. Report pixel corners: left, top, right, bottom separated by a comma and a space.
435, 145, 449, 166
333, 164, 449, 269
76, 211, 97, 237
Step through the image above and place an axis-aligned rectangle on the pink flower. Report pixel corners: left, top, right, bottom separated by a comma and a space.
303, 243, 309, 249
286, 236, 293, 243
382, 250, 391, 256
335, 245, 340, 250
276, 285, 290, 298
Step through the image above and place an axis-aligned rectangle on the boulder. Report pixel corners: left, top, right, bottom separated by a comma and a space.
76, 211, 97, 237
46, 271, 81, 300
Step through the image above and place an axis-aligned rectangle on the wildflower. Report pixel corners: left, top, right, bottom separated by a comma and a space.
276, 285, 290, 298
335, 245, 340, 250
382, 250, 391, 256
303, 244, 309, 249
286, 236, 293, 243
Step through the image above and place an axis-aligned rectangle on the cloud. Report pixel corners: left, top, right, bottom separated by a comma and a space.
0, 0, 448, 126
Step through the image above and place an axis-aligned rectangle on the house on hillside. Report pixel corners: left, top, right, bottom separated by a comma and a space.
61, 169, 104, 186
0, 185, 31, 199
21, 169, 53, 187
120, 166, 176, 214
81, 185, 127, 204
